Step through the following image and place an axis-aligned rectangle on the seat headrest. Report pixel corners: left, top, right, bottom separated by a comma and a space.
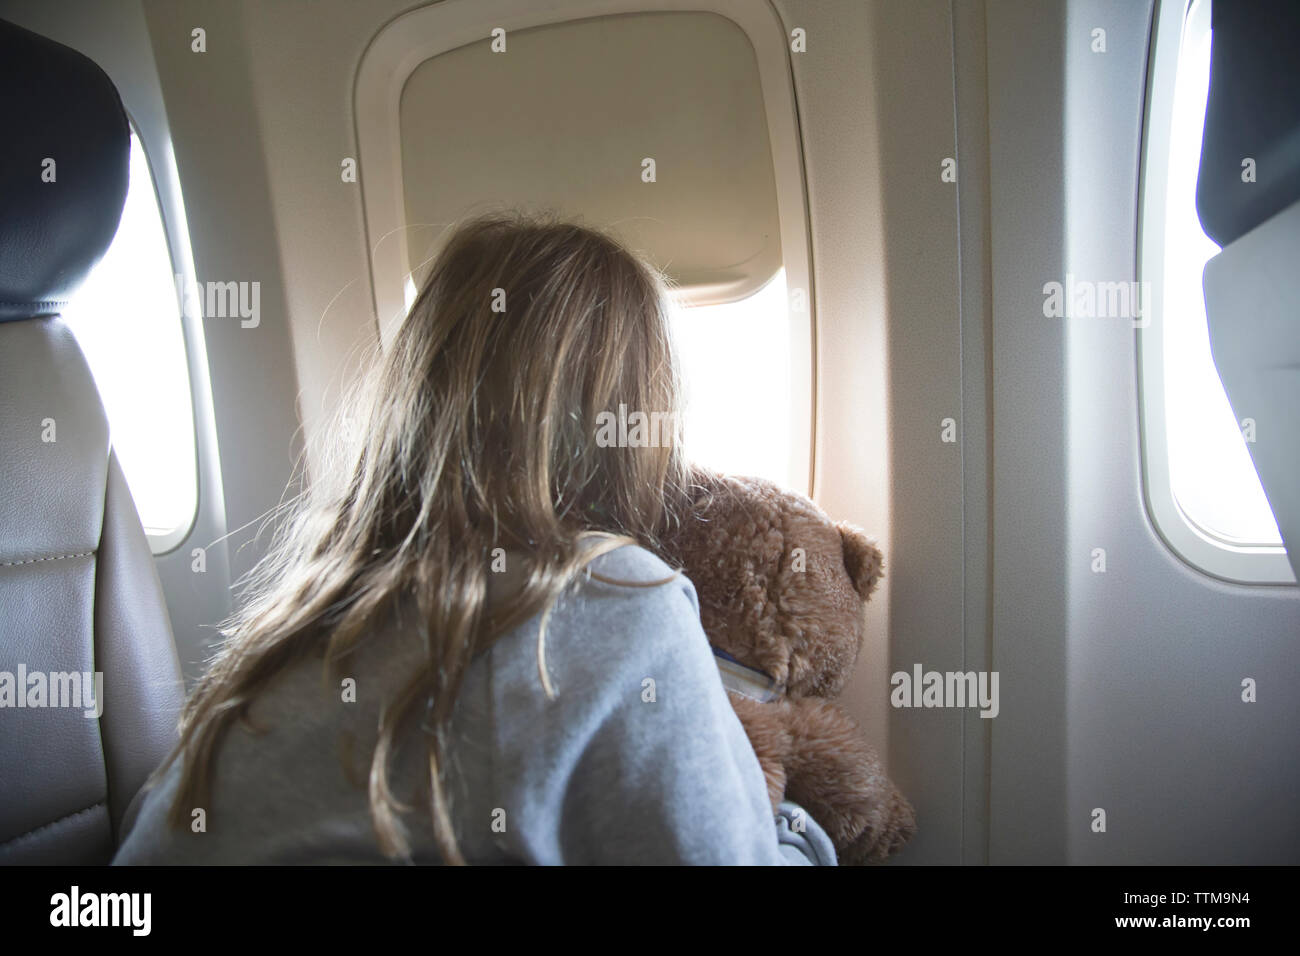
0, 20, 130, 322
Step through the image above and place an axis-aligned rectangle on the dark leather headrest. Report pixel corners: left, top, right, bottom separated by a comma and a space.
0, 19, 130, 322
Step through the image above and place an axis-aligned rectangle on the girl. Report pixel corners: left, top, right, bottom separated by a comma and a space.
114, 214, 835, 865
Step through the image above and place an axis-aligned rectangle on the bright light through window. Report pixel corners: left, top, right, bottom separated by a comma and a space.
669, 269, 792, 487
1161, 0, 1282, 546
62, 130, 197, 545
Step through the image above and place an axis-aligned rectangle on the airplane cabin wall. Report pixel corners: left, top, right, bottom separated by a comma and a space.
1058, 0, 1300, 863
782, 0, 1300, 864
776, 0, 974, 865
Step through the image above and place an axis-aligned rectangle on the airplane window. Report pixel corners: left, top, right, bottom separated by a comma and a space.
406, 267, 796, 488
62, 128, 198, 551
671, 270, 792, 488
361, 5, 815, 494
1160, 0, 1281, 545
1140, 0, 1290, 582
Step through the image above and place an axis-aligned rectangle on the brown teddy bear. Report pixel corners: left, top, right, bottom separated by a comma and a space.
659, 467, 916, 864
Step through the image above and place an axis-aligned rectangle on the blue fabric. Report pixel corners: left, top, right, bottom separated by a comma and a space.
776, 801, 838, 866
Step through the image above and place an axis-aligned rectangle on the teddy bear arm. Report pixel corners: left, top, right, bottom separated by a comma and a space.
780, 697, 916, 864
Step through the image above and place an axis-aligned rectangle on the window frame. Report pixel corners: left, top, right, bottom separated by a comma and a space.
1136, 0, 1295, 584
354, 0, 816, 495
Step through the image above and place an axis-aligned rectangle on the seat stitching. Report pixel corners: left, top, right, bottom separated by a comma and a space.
0, 551, 96, 567
0, 802, 106, 847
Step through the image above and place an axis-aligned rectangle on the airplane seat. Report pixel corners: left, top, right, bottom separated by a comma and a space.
0, 19, 185, 863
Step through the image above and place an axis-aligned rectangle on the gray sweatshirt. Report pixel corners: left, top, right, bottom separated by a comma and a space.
112, 544, 836, 865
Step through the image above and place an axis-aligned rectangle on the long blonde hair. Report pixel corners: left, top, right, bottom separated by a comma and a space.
166, 213, 689, 862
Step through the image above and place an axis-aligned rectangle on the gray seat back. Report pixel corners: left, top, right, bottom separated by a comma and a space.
0, 18, 185, 864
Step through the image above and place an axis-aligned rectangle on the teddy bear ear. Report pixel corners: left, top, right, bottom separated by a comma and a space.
838, 522, 884, 600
